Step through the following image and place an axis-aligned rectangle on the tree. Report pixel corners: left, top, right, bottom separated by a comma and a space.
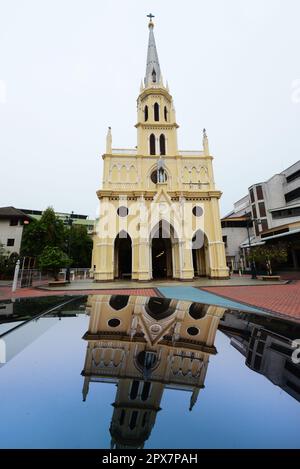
21, 207, 65, 257
38, 246, 71, 280
0, 245, 19, 279
248, 243, 288, 275
67, 225, 93, 267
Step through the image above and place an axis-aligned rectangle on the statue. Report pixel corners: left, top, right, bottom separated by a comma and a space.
157, 156, 166, 183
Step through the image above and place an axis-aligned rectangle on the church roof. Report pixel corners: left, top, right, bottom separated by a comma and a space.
144, 18, 162, 87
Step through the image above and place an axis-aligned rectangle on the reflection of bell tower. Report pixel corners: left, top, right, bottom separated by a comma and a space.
81, 294, 225, 448
109, 379, 164, 449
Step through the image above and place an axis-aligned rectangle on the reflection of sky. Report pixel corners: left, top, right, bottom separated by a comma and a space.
0, 316, 300, 449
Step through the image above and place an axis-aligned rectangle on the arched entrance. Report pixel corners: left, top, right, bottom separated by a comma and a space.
114, 231, 132, 279
151, 221, 175, 279
192, 230, 209, 277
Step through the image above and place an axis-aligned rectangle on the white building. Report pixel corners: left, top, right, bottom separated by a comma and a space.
0, 207, 31, 255
222, 160, 300, 272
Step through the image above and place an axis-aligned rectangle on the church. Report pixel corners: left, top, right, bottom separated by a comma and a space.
92, 16, 228, 281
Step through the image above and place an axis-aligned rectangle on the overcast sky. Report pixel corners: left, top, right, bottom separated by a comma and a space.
1, 0, 300, 219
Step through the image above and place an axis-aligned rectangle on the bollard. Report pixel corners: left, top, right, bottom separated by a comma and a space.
12, 259, 20, 293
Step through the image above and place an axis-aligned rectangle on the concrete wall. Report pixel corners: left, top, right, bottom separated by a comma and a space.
0, 219, 23, 254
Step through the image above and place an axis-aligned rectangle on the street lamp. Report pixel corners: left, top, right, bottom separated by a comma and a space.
245, 212, 262, 279
64, 211, 74, 282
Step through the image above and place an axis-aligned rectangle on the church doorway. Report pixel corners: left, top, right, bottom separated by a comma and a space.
192, 230, 208, 277
151, 221, 174, 279
114, 231, 132, 279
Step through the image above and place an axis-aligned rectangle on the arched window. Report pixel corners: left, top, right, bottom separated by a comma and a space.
159, 134, 166, 155
154, 102, 159, 121
150, 134, 156, 155
144, 105, 148, 122
130, 380, 140, 400
152, 68, 157, 83
164, 106, 168, 121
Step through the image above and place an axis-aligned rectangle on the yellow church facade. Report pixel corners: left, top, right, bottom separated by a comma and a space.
92, 18, 228, 281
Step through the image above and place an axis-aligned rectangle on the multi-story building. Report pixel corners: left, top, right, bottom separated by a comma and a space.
222, 160, 300, 271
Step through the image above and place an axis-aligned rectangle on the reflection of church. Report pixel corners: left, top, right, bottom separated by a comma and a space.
81, 295, 225, 448
92, 17, 228, 281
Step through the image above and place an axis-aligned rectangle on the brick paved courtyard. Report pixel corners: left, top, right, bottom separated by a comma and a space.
204, 281, 300, 320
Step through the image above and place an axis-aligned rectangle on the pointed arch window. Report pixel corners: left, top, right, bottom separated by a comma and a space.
150, 134, 156, 155
159, 134, 166, 155
164, 106, 168, 121
144, 105, 148, 122
152, 68, 157, 83
154, 102, 159, 121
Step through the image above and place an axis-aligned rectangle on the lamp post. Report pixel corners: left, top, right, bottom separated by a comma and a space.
64, 211, 74, 282
245, 213, 262, 279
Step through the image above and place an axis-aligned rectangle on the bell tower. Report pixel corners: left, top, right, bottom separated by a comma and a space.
136, 15, 179, 157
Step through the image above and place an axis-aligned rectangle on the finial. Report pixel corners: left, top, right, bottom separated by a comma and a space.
147, 13, 155, 27
106, 126, 112, 154
203, 128, 209, 156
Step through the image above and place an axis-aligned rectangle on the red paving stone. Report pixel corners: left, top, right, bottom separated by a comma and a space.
0, 286, 158, 301
203, 281, 300, 320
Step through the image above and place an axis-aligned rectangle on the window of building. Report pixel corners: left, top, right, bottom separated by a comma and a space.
188, 303, 207, 320
187, 327, 199, 336
258, 202, 266, 217
272, 207, 300, 219
154, 102, 159, 121
286, 169, 300, 183
117, 206, 129, 217
144, 105, 148, 122
250, 188, 255, 203
164, 106, 168, 121
285, 187, 300, 203
255, 224, 260, 236
256, 185, 264, 200
7, 239, 15, 247
129, 411, 138, 430
260, 219, 268, 232
9, 219, 18, 226
141, 382, 151, 401
192, 206, 203, 217
159, 134, 166, 155
222, 235, 228, 248
152, 68, 157, 83
119, 410, 126, 426
108, 318, 121, 328
252, 204, 257, 219
150, 134, 156, 155
130, 380, 140, 400
150, 169, 157, 184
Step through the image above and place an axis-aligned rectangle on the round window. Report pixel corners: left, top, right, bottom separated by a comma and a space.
187, 326, 199, 336
117, 206, 129, 217
192, 206, 203, 217
108, 318, 121, 328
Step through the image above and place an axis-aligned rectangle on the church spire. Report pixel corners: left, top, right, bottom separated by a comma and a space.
144, 14, 162, 87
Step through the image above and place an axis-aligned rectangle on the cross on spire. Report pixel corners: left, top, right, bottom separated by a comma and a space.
147, 13, 155, 22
